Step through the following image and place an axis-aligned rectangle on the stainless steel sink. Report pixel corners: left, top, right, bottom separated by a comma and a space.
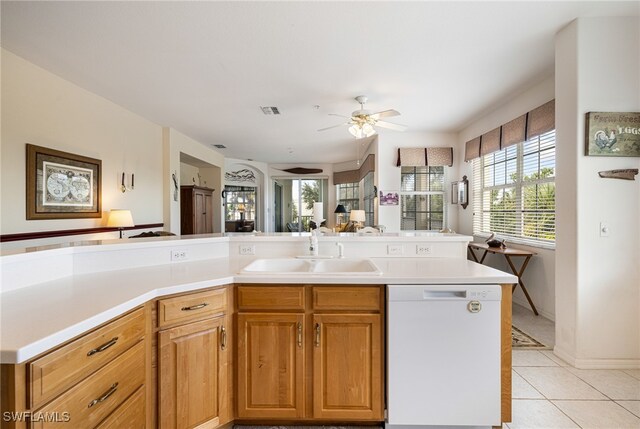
240, 258, 382, 276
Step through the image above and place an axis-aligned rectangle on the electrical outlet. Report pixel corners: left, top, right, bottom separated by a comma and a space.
387, 245, 403, 255
416, 245, 432, 255
171, 249, 188, 261
239, 245, 256, 255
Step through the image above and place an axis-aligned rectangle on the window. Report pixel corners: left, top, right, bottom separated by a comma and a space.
363, 172, 375, 226
224, 186, 256, 222
473, 130, 556, 247
336, 182, 359, 214
400, 166, 445, 230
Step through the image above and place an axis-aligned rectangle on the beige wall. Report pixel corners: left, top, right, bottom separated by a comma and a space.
163, 128, 224, 234
1, 49, 163, 238
1, 49, 225, 247
455, 75, 556, 320
555, 17, 640, 368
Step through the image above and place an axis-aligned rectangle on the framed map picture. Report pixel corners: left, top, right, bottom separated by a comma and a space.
26, 144, 102, 219
585, 112, 640, 157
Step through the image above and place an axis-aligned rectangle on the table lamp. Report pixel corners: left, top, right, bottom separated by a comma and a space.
349, 209, 366, 230
107, 209, 134, 238
334, 204, 347, 227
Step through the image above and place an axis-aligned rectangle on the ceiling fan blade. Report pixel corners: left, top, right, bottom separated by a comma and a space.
375, 121, 408, 131
318, 122, 351, 132
370, 109, 400, 120
328, 113, 352, 119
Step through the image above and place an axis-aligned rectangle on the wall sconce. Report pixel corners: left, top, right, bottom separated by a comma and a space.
458, 176, 469, 209
121, 172, 135, 193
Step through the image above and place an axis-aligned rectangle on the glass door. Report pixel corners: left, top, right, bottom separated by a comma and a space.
274, 178, 328, 232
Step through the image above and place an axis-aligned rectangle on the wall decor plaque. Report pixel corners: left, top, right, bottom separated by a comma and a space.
585, 112, 640, 156
26, 144, 102, 219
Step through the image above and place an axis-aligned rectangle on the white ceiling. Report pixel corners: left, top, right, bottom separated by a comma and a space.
2, 1, 638, 163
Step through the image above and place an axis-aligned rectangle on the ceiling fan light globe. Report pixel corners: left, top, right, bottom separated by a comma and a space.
362, 123, 376, 136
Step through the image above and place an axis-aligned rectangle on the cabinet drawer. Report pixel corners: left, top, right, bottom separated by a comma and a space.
312, 286, 381, 311
29, 308, 145, 409
95, 385, 146, 429
158, 288, 226, 328
237, 286, 305, 311
32, 341, 145, 429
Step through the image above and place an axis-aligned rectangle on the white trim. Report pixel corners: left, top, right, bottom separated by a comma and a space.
554, 345, 640, 369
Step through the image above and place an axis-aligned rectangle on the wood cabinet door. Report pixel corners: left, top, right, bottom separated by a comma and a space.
194, 192, 206, 234
237, 313, 305, 419
312, 314, 383, 420
204, 193, 213, 233
158, 316, 228, 429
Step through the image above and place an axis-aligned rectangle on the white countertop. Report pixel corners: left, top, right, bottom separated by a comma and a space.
0, 256, 516, 364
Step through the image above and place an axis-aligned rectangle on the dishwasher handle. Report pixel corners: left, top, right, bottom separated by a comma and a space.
388, 285, 502, 301
422, 290, 467, 299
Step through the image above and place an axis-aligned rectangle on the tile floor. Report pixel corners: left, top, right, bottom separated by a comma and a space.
506, 304, 640, 429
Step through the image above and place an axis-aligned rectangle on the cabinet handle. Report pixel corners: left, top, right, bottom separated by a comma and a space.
88, 382, 118, 408
314, 323, 321, 347
221, 325, 227, 350
297, 322, 303, 348
181, 303, 208, 311
87, 337, 118, 356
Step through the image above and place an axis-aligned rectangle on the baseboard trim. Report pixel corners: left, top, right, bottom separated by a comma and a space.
554, 345, 640, 369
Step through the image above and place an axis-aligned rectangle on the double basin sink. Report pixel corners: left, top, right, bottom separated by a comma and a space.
240, 258, 382, 276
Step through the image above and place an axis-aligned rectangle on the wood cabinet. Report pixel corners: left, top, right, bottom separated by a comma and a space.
157, 287, 230, 429
235, 285, 384, 422
180, 186, 214, 235
0, 307, 149, 429
237, 313, 305, 419
312, 314, 382, 420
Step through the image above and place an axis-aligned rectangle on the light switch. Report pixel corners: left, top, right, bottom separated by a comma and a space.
600, 222, 610, 237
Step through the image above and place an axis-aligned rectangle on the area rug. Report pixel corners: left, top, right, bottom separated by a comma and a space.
512, 326, 548, 349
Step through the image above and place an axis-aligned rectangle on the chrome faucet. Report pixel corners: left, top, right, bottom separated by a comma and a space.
335, 242, 345, 259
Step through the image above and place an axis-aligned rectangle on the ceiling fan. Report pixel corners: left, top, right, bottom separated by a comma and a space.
318, 95, 408, 138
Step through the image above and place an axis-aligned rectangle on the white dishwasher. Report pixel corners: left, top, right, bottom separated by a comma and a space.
387, 284, 502, 429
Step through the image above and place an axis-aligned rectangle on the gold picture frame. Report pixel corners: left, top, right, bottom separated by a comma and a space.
26, 144, 102, 219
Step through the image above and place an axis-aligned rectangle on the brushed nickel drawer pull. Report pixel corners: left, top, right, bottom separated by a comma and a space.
314, 323, 321, 347
221, 325, 227, 350
88, 382, 118, 408
297, 322, 303, 348
181, 303, 208, 311
87, 337, 119, 356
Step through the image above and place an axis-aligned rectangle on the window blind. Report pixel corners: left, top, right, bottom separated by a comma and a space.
472, 130, 556, 247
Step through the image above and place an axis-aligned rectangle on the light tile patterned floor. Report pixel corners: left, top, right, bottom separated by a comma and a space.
506, 304, 640, 429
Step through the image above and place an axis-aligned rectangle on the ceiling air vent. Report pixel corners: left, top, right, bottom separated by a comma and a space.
261, 106, 280, 115
213, 144, 226, 149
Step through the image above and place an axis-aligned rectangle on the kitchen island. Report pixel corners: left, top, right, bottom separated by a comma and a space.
1, 233, 516, 429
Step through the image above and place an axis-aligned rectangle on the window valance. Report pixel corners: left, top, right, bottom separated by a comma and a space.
333, 154, 375, 185
464, 99, 555, 162
396, 147, 453, 167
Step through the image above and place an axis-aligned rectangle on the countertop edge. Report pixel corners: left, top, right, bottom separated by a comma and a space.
1, 258, 515, 364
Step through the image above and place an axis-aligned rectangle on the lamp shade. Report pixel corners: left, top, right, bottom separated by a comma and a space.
334, 204, 347, 214
312, 202, 324, 223
107, 209, 134, 228
350, 209, 366, 223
